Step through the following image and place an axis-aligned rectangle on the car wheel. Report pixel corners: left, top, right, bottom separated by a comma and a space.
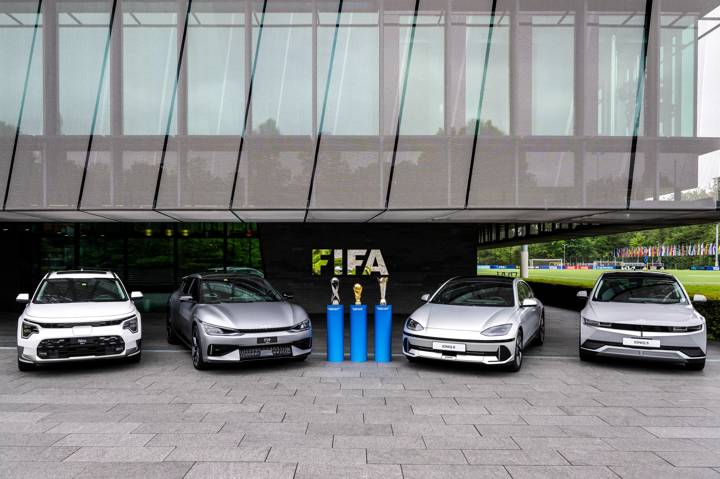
166, 315, 179, 345
17, 357, 34, 372
686, 358, 705, 371
191, 326, 209, 370
505, 330, 523, 372
532, 313, 545, 346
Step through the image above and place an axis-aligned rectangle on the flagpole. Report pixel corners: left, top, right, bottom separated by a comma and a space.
715, 223, 718, 270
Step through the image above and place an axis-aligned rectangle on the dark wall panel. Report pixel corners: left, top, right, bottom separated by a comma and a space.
260, 223, 479, 314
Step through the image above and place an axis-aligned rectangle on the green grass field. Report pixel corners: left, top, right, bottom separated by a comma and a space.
477, 268, 720, 300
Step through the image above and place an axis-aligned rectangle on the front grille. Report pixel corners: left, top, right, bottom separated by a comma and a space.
235, 325, 294, 333
411, 344, 496, 357
597, 323, 702, 333
37, 336, 125, 359
581, 340, 705, 357
207, 344, 294, 359
293, 337, 312, 350
27, 317, 130, 328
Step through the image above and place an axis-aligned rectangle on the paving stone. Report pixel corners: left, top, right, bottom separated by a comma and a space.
165, 445, 269, 462
422, 435, 519, 450
521, 415, 607, 426
391, 423, 479, 436
610, 465, 720, 479
267, 446, 366, 465
0, 462, 87, 479
307, 423, 392, 436
602, 437, 703, 452
474, 425, 568, 437
333, 434, 424, 449
146, 433, 245, 447
0, 433, 66, 446
64, 446, 173, 462
0, 445, 78, 462
75, 462, 194, 479
401, 464, 511, 479
241, 433, 332, 448
658, 451, 720, 467
560, 425, 653, 438
45, 422, 141, 434
131, 422, 223, 434
442, 414, 526, 425
295, 464, 403, 479
645, 427, 720, 439
184, 462, 297, 479
505, 465, 618, 478
464, 450, 568, 466
54, 433, 154, 447
559, 450, 668, 466
368, 448, 467, 465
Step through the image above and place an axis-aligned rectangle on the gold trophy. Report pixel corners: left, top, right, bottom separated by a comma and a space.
353, 283, 363, 305
330, 277, 340, 305
378, 276, 388, 306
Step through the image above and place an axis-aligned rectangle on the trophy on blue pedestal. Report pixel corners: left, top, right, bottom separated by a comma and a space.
350, 283, 367, 361
374, 275, 392, 363
326, 276, 344, 362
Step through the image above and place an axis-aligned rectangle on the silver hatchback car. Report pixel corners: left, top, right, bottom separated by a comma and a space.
167, 272, 312, 369
578, 272, 707, 370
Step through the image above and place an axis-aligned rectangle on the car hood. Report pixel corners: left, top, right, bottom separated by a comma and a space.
24, 301, 135, 321
417, 303, 516, 332
587, 301, 700, 325
196, 301, 307, 330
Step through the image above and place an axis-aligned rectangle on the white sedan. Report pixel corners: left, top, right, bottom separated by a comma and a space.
402, 277, 544, 371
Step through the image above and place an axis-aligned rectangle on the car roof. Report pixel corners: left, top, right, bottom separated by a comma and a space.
599, 271, 676, 280
446, 276, 517, 284
183, 272, 266, 281
47, 270, 115, 279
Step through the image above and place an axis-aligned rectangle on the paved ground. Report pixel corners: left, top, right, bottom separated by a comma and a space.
0, 307, 719, 478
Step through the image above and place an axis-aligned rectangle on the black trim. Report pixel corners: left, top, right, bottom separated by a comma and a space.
581, 339, 705, 358
305, 0, 344, 222
152, 0, 193, 210
625, 0, 653, 209
229, 0, 268, 209
404, 331, 511, 344
77, 0, 118, 209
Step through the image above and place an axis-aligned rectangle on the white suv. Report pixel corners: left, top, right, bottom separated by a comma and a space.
16, 270, 143, 371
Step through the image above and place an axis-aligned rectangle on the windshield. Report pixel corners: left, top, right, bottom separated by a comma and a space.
431, 281, 515, 307
200, 277, 282, 303
594, 276, 687, 304
33, 278, 128, 304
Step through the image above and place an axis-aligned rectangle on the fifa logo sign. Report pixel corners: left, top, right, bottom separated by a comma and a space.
312, 249, 388, 276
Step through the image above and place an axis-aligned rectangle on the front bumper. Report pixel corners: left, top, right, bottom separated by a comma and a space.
580, 322, 706, 363
17, 325, 141, 365
199, 327, 313, 363
402, 331, 515, 365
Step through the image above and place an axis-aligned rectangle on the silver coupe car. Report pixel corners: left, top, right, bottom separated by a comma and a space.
578, 272, 707, 370
167, 272, 312, 369
402, 277, 544, 371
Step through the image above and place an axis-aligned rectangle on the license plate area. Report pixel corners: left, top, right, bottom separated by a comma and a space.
257, 336, 278, 345
432, 341, 466, 353
623, 337, 660, 348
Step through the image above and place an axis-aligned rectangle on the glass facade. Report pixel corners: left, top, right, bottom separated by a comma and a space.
0, 0, 718, 225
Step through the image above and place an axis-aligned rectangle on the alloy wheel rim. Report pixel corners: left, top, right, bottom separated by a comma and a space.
192, 333, 199, 365
516, 334, 523, 366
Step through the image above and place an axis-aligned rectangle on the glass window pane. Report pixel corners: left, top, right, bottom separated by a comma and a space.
659, 14, 695, 137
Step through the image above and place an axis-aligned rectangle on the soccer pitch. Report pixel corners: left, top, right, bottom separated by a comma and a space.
477, 268, 720, 300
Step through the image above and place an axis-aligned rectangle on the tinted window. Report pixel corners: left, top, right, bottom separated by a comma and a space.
200, 276, 281, 304
594, 276, 686, 304
34, 278, 128, 303
431, 280, 514, 307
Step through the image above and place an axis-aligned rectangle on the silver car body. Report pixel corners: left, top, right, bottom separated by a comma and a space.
167, 273, 312, 365
579, 272, 706, 364
402, 277, 544, 367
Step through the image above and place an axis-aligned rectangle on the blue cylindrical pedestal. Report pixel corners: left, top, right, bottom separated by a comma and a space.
326, 305, 344, 362
350, 304, 367, 362
374, 305, 392, 362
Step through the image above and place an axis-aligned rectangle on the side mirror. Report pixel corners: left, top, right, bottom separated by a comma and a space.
282, 292, 295, 300
130, 291, 143, 300
420, 293, 430, 302
576, 290, 588, 299
521, 298, 538, 307
16, 293, 29, 304
693, 294, 707, 303
179, 295, 195, 303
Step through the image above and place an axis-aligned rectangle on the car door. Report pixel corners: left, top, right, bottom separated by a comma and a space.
177, 278, 199, 341
516, 282, 535, 346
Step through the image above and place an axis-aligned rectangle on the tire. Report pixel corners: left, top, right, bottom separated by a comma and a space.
532, 313, 545, 346
126, 351, 142, 364
17, 358, 34, 372
191, 325, 209, 370
686, 358, 705, 371
166, 314, 180, 345
505, 330, 524, 372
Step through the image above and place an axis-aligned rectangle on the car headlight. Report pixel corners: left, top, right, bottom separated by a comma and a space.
481, 323, 512, 336
406, 318, 424, 331
21, 321, 39, 339
201, 322, 238, 336
291, 319, 311, 332
672, 324, 704, 333
583, 317, 612, 328
122, 317, 139, 334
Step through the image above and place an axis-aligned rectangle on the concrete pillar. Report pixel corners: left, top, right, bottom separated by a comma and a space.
520, 244, 529, 279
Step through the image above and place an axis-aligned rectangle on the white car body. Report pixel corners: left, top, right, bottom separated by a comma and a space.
16, 270, 143, 370
579, 272, 707, 370
402, 277, 544, 371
